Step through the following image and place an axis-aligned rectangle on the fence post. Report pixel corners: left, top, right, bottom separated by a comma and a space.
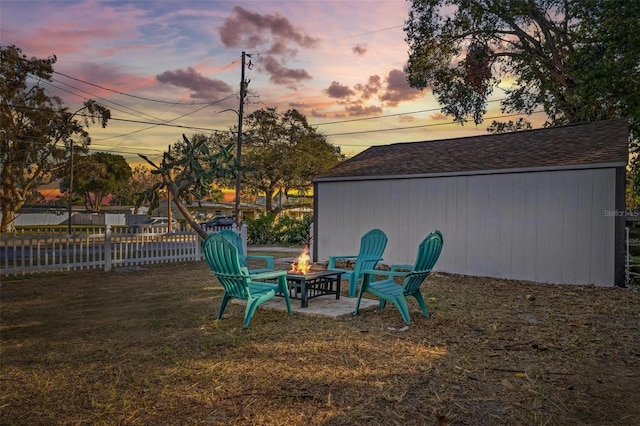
626, 226, 630, 286
104, 224, 112, 272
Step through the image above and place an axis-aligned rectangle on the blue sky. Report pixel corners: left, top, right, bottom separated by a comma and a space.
1, 0, 536, 164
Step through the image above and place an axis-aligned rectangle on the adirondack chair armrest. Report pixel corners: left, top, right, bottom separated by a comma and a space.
360, 256, 383, 262
328, 255, 357, 269
390, 264, 413, 272
362, 269, 409, 279
246, 255, 275, 269
249, 270, 287, 280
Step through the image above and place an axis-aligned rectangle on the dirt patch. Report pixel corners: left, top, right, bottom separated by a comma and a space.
1, 260, 639, 425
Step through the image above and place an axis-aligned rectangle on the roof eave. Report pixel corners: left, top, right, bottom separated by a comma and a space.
313, 161, 627, 183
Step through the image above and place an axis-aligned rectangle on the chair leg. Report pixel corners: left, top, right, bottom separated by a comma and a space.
218, 293, 231, 320
244, 296, 269, 328
244, 292, 278, 328
394, 296, 412, 325
243, 299, 259, 328
347, 273, 357, 298
278, 276, 293, 316
353, 274, 368, 316
353, 287, 364, 317
413, 292, 429, 318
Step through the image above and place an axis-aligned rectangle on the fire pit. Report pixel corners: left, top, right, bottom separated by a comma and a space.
278, 245, 344, 308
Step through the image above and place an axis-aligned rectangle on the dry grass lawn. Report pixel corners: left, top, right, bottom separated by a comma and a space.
1, 256, 639, 425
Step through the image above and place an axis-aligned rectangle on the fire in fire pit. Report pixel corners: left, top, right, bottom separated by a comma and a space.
290, 245, 311, 274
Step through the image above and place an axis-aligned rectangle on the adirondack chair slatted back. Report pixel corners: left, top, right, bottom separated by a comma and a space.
404, 231, 443, 295
356, 229, 388, 271
352, 228, 388, 283
202, 233, 251, 299
218, 229, 248, 268
218, 228, 275, 274
360, 229, 388, 258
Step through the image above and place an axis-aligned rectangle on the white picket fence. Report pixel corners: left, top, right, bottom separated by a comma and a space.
0, 224, 247, 277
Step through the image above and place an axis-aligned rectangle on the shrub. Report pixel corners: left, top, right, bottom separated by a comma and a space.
278, 215, 313, 246
246, 214, 312, 246
246, 213, 278, 245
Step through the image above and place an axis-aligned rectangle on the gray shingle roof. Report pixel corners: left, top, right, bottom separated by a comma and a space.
315, 119, 629, 181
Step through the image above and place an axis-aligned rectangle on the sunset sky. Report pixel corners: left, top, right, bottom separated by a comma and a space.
2, 0, 544, 166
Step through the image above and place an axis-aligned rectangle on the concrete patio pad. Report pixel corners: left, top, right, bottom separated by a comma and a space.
232, 295, 379, 319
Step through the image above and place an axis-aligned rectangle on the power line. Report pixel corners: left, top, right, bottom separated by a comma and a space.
106, 116, 226, 133
324, 110, 546, 138
43, 76, 239, 143
53, 69, 236, 105
43, 78, 165, 123
334, 25, 404, 40
312, 99, 504, 126
8, 98, 238, 134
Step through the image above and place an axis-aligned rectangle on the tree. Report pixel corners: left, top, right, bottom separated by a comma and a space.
241, 108, 344, 212
487, 117, 532, 134
110, 165, 161, 212
404, 0, 639, 137
1, 45, 110, 231
139, 133, 235, 239
58, 152, 131, 212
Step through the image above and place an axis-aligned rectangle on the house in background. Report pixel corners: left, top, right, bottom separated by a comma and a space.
313, 119, 629, 287
152, 200, 264, 224
6, 205, 142, 227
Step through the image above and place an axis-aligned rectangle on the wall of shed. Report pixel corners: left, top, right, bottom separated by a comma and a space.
315, 168, 617, 286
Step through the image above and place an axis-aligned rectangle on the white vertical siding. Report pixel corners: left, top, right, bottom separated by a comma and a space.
316, 168, 617, 286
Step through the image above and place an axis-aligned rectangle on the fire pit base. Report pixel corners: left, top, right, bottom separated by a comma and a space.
278, 269, 345, 308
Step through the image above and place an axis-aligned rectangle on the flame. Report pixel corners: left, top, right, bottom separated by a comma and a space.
290, 245, 311, 274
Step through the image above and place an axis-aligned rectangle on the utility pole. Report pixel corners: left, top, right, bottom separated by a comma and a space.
235, 51, 250, 226
67, 141, 74, 235
167, 144, 173, 232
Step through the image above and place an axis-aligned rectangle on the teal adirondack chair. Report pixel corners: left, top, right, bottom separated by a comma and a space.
328, 229, 388, 297
202, 233, 292, 328
218, 229, 275, 274
353, 230, 443, 324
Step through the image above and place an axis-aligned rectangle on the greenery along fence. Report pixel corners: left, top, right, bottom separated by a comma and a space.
626, 219, 640, 286
0, 224, 247, 277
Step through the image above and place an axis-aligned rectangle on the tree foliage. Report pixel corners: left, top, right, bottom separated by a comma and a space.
241, 108, 345, 212
487, 117, 532, 134
0, 45, 110, 231
404, 0, 639, 139
110, 165, 161, 212
138, 133, 235, 239
245, 213, 313, 246
58, 152, 131, 213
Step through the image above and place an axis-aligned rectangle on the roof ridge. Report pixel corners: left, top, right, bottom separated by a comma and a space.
316, 119, 629, 180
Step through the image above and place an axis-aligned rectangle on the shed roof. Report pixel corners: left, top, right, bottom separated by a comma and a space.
315, 119, 629, 181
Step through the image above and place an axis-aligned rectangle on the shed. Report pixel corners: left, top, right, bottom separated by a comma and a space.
313, 119, 629, 287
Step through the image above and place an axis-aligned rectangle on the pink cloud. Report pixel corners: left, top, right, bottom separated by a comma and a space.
345, 104, 383, 116
353, 43, 367, 55
399, 115, 418, 122
260, 55, 312, 87
430, 112, 449, 121
2, 1, 145, 59
324, 81, 355, 99
311, 109, 328, 118
322, 70, 423, 118
156, 67, 233, 99
219, 6, 319, 50
379, 69, 423, 106
354, 75, 382, 100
